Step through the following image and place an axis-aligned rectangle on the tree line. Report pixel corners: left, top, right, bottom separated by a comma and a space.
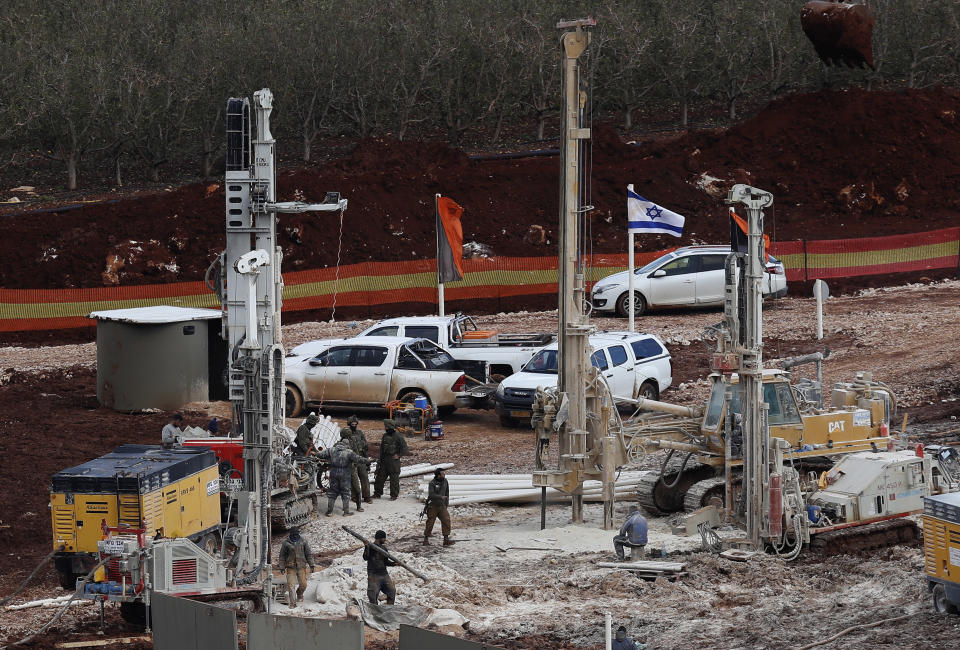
2, 0, 957, 190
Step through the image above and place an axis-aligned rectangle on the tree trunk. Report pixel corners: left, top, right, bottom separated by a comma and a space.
201, 135, 214, 178
149, 163, 160, 183
728, 96, 737, 120
490, 109, 505, 145
623, 106, 633, 130
67, 152, 78, 191
115, 156, 122, 187
302, 131, 312, 162
536, 114, 546, 142
681, 98, 689, 129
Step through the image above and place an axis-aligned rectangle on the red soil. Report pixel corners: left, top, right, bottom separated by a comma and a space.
2, 87, 957, 292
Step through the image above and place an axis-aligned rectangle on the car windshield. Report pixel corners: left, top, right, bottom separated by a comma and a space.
523, 349, 558, 374
407, 339, 459, 370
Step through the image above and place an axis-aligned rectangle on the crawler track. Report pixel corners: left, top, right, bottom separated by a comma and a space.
809, 518, 920, 555
683, 477, 727, 511
637, 453, 715, 515
271, 493, 320, 529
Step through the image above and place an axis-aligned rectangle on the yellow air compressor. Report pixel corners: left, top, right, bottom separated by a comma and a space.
50, 444, 221, 588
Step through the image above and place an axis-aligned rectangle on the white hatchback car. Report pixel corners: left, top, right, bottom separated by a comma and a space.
284, 336, 470, 417
590, 245, 787, 317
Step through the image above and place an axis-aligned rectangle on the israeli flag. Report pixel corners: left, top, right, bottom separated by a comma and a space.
627, 186, 685, 237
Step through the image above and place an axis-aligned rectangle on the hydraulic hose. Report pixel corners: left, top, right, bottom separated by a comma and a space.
3, 555, 113, 648
237, 457, 272, 585
0, 547, 62, 607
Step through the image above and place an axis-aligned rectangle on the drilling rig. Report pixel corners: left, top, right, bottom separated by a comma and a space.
74, 89, 347, 623
532, 17, 625, 532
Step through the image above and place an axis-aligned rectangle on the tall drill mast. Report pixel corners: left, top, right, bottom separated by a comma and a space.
221, 89, 347, 577
533, 18, 621, 531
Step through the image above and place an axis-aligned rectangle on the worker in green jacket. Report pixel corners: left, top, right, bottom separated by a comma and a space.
343, 415, 372, 511
373, 420, 408, 500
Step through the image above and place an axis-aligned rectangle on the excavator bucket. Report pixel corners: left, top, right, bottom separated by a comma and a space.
800, 1, 876, 70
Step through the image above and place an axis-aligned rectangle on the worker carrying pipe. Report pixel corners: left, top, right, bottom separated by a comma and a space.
342, 525, 429, 584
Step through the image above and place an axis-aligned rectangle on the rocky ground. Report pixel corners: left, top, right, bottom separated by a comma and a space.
2, 281, 960, 648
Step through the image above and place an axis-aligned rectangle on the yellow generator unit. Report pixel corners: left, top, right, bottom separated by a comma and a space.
50, 444, 221, 588
923, 492, 960, 614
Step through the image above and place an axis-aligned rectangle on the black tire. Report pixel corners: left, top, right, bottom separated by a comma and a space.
637, 381, 659, 401
933, 583, 959, 615
499, 414, 518, 428
437, 405, 456, 417
200, 532, 220, 557
285, 384, 304, 418
120, 601, 147, 627
615, 291, 647, 317
57, 570, 79, 590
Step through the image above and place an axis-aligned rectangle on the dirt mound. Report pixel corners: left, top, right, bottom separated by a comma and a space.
2, 87, 958, 290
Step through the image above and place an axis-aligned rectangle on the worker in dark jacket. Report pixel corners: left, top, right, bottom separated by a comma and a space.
344, 415, 372, 510
614, 505, 648, 561
277, 527, 315, 608
317, 430, 368, 516
373, 420, 409, 500
362, 529, 397, 605
294, 412, 319, 457
612, 625, 636, 650
423, 468, 453, 546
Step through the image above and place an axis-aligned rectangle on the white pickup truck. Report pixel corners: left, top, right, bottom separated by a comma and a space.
290, 314, 555, 381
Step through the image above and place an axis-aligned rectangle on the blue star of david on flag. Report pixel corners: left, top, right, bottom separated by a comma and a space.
627, 187, 685, 237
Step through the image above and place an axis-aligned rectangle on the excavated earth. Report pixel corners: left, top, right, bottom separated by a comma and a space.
2, 281, 959, 648
2, 86, 959, 296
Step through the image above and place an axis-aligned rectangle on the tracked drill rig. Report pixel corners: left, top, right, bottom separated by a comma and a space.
77, 89, 347, 623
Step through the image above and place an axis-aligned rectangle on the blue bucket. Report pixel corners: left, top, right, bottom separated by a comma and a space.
413, 396, 428, 410
428, 421, 443, 440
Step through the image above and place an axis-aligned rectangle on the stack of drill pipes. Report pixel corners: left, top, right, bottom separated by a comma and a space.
368, 461, 455, 478
417, 474, 646, 495
418, 472, 646, 504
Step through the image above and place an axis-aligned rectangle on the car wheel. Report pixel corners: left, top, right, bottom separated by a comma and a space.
437, 405, 456, 418
285, 384, 304, 418
498, 414, 518, 428
637, 381, 659, 402
615, 291, 646, 317
933, 583, 958, 615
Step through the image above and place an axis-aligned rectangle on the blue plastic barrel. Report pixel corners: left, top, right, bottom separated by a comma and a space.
428, 421, 443, 440
413, 396, 429, 410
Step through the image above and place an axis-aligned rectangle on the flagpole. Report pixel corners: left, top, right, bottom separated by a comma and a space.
627, 184, 635, 332
436, 193, 445, 317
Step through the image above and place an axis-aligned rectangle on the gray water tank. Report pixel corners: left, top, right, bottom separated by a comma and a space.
90, 306, 227, 412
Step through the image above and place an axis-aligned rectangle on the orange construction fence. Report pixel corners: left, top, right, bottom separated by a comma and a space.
1, 228, 957, 332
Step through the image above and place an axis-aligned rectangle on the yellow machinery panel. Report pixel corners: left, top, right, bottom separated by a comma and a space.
50, 445, 221, 557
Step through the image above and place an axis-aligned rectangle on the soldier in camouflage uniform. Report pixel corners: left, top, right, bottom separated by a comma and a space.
317, 429, 368, 516
373, 419, 409, 500
294, 413, 319, 457
342, 415, 372, 512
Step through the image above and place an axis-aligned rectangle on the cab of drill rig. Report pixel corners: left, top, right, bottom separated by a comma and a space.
700, 370, 894, 457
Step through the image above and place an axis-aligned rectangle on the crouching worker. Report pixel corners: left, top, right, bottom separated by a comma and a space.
278, 527, 315, 608
614, 505, 648, 561
363, 529, 397, 605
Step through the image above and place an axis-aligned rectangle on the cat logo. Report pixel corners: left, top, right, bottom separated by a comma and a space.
828, 420, 846, 434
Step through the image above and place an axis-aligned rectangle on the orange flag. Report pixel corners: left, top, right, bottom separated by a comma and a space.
436, 196, 464, 283
730, 208, 770, 262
